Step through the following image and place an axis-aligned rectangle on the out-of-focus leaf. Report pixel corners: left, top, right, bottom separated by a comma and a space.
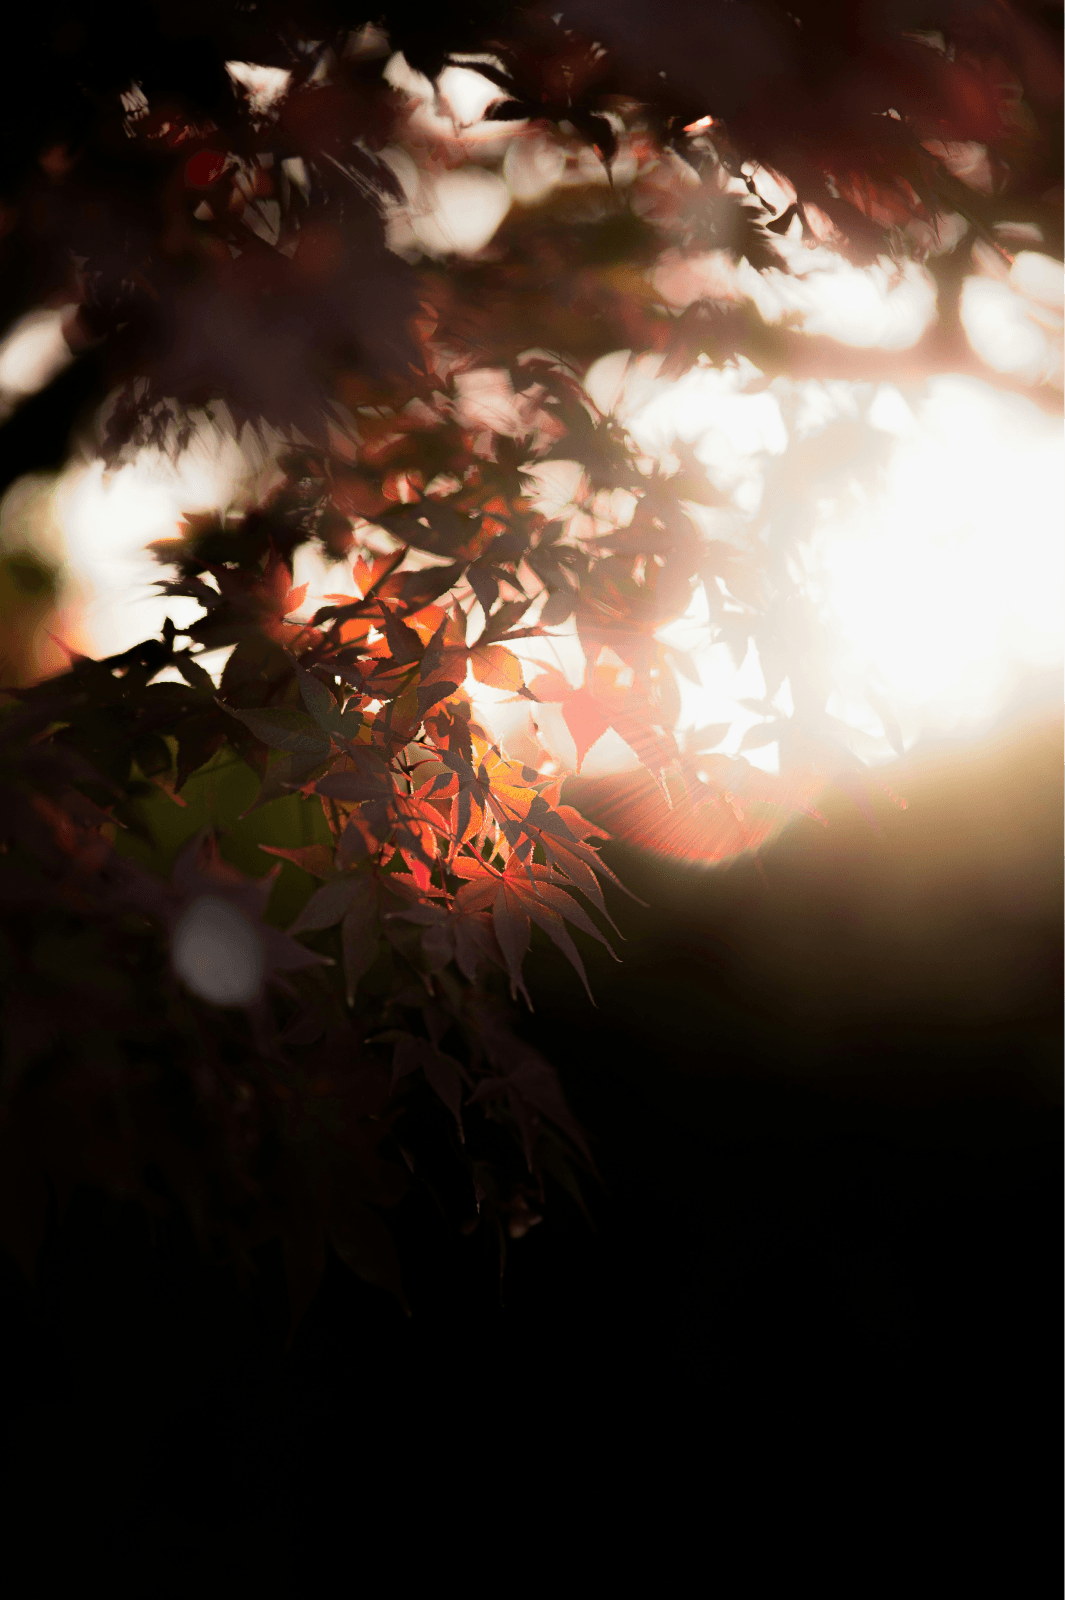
688, 724, 732, 753
561, 689, 611, 774
540, 587, 578, 627
739, 719, 781, 752
866, 686, 906, 758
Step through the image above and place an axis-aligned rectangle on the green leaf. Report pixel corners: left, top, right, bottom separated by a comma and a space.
241, 749, 332, 816
294, 661, 340, 728
218, 701, 333, 760
290, 656, 359, 741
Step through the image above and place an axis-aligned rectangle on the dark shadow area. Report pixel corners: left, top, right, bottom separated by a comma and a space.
1, 709, 1059, 1582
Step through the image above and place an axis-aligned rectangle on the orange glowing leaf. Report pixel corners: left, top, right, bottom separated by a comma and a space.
527, 668, 573, 703
561, 689, 611, 773
469, 645, 524, 693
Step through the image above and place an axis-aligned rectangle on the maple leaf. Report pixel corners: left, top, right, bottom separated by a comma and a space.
283, 581, 309, 616
529, 661, 676, 781
453, 854, 617, 1005
258, 842, 336, 879
218, 702, 333, 763
464, 992, 598, 1176
562, 689, 611, 774
4, 0, 1047, 1324
469, 644, 525, 694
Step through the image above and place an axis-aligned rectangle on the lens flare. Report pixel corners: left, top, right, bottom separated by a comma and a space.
29, 421, 281, 660
171, 894, 264, 1006
0, 308, 75, 413
805, 377, 1063, 757
514, 320, 1063, 777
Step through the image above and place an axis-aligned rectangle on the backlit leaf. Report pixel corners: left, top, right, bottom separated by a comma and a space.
469, 645, 524, 693
561, 690, 611, 774
259, 842, 336, 879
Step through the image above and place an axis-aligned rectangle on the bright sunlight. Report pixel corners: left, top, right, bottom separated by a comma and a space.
0, 82, 1060, 782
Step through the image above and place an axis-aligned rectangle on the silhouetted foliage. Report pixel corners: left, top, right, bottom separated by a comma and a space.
0, 1, 1058, 1324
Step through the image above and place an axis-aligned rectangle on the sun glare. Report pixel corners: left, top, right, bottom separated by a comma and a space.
29, 421, 281, 662
0, 113, 1059, 784
539, 320, 1063, 776
807, 377, 1063, 755
15, 351, 1061, 779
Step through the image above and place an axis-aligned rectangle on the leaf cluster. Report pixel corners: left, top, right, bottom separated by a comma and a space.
0, 0, 1058, 1321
